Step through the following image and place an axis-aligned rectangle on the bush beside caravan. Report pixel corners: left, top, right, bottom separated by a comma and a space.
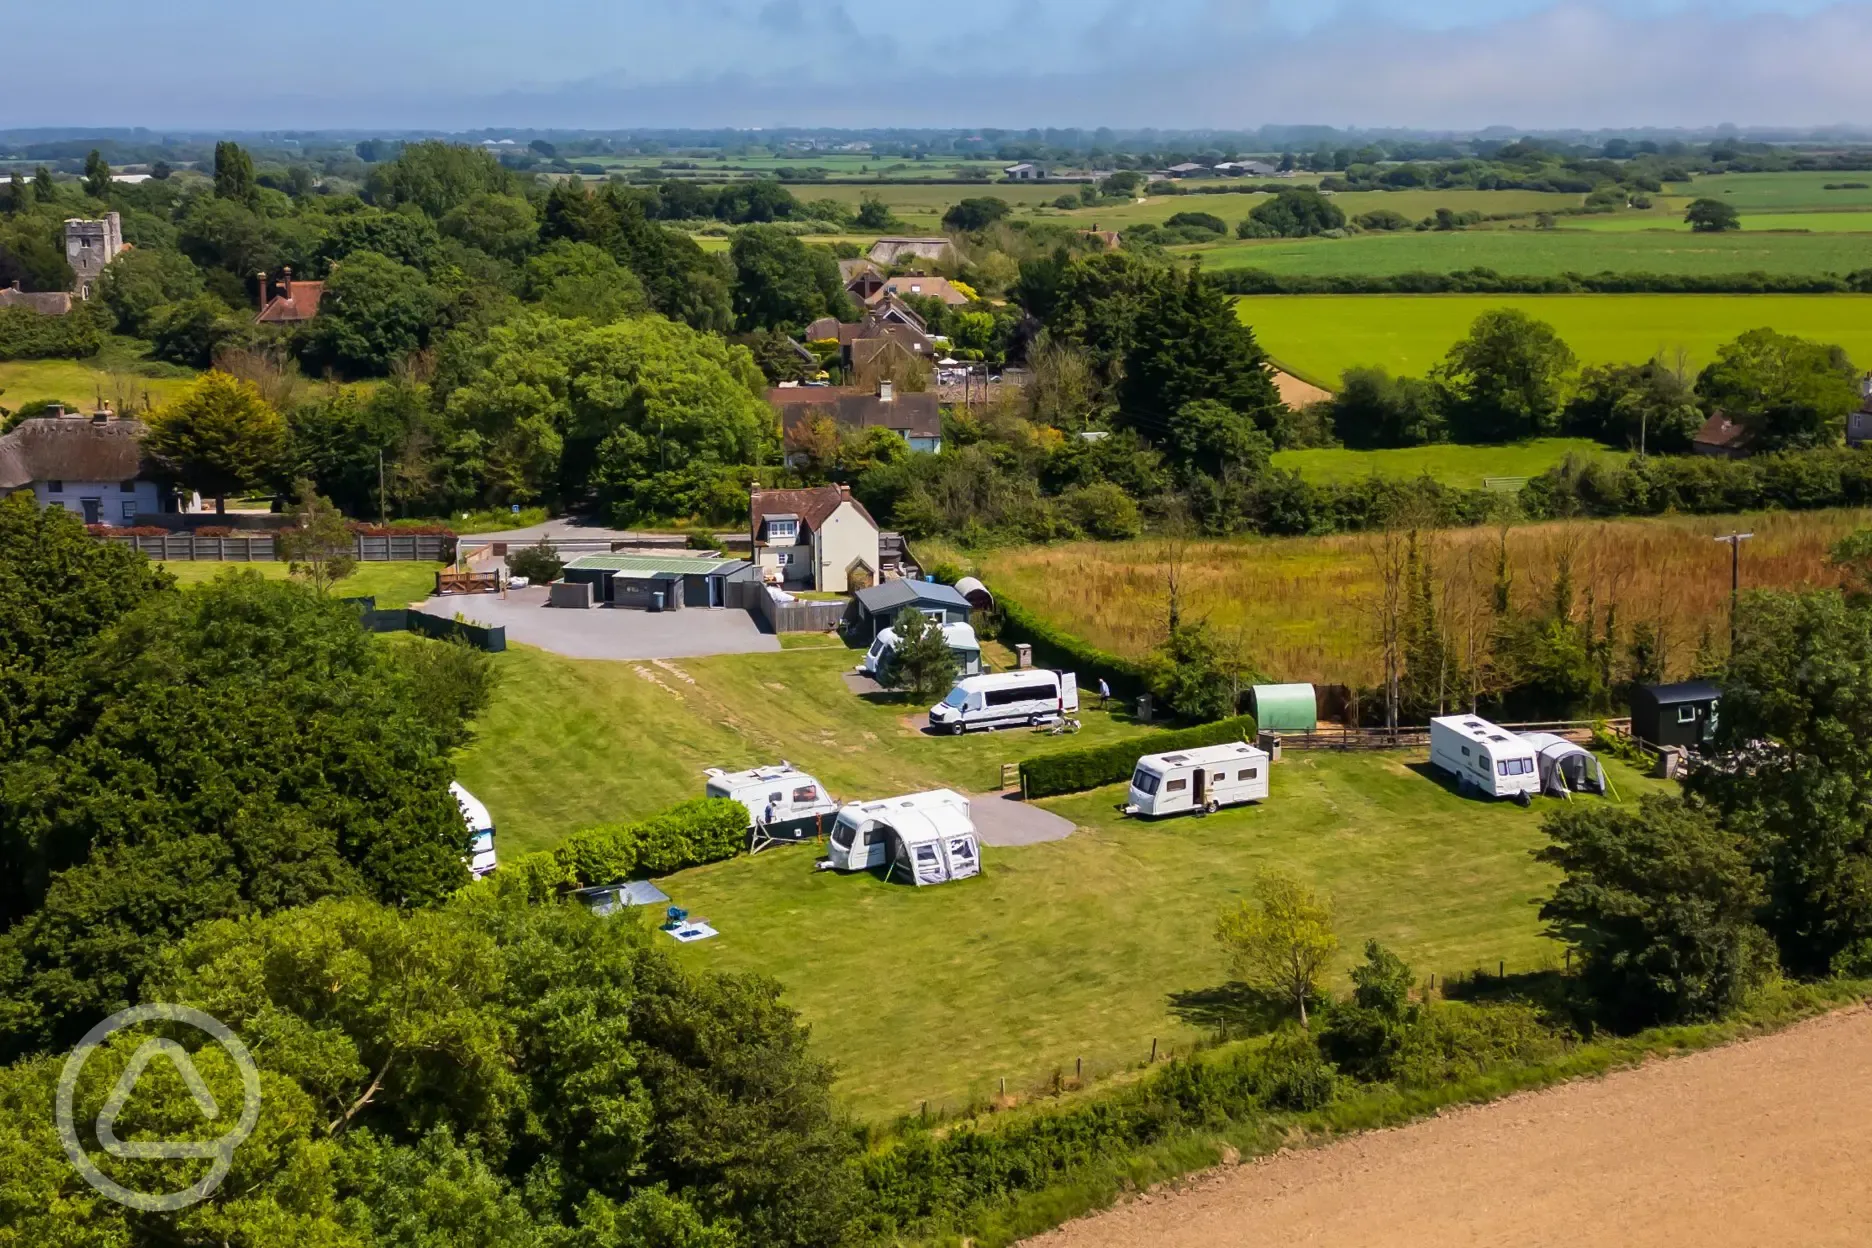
1125, 741, 1269, 817
1428, 715, 1541, 803
858, 622, 983, 681
822, 789, 981, 886
928, 670, 1078, 734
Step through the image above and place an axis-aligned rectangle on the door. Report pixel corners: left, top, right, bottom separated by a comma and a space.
1193, 768, 1207, 807
81, 498, 102, 524
710, 576, 723, 608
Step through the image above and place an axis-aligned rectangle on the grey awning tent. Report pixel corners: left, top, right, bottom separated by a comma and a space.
1520, 733, 1607, 796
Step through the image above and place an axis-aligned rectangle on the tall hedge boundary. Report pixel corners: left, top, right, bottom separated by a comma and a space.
506, 797, 748, 899
994, 589, 1153, 701
1210, 267, 1872, 297
1019, 713, 1258, 799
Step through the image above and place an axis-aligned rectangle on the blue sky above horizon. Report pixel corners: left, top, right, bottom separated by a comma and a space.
9, 1, 1872, 130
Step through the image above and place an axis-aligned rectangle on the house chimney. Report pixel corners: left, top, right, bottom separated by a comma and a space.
749, 479, 760, 497
91, 402, 113, 424
278, 266, 292, 299
839, 483, 851, 498
255, 271, 268, 313
878, 379, 894, 403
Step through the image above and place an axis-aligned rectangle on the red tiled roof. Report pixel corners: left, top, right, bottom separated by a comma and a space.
256, 280, 324, 324
749, 484, 877, 536
1693, 411, 1751, 451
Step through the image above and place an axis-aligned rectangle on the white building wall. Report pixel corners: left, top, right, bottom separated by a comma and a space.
33, 478, 164, 524
811, 502, 881, 593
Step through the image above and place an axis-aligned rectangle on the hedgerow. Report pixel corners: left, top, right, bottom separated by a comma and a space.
1522, 447, 1872, 519
1209, 268, 1872, 296
1019, 713, 1259, 798
508, 797, 748, 898
995, 590, 1154, 700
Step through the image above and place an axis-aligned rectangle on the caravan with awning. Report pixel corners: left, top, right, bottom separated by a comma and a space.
821, 789, 981, 886
1429, 715, 1541, 804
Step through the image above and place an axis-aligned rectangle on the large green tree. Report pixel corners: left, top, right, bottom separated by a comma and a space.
309, 249, 441, 377
1696, 327, 1858, 451
364, 140, 515, 218
94, 246, 205, 336
1434, 308, 1578, 441
145, 370, 288, 511
521, 239, 648, 323
1685, 197, 1741, 232
1244, 187, 1345, 237
1119, 267, 1283, 441
1537, 796, 1771, 1028
730, 226, 847, 331
213, 140, 259, 207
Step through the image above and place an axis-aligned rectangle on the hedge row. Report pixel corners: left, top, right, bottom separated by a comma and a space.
0, 304, 105, 361
507, 797, 748, 899
1019, 713, 1259, 799
993, 589, 1153, 701
1522, 447, 1872, 520
1210, 267, 1872, 297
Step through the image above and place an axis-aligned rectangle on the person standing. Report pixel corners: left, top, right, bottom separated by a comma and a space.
1098, 677, 1111, 709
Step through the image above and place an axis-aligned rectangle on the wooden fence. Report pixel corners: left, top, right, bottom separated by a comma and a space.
105, 534, 451, 562
749, 587, 850, 634
1276, 718, 1627, 751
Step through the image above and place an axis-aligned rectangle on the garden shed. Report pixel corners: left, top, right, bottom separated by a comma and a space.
1630, 680, 1720, 749
1249, 683, 1318, 733
560, 553, 757, 610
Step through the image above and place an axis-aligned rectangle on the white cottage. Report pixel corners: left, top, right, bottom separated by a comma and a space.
0, 407, 173, 524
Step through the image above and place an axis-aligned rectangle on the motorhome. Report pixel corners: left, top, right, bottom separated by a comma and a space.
1428, 715, 1541, 803
703, 762, 842, 849
858, 622, 982, 681
822, 789, 981, 885
450, 782, 498, 877
1124, 741, 1269, 817
927, 670, 1078, 734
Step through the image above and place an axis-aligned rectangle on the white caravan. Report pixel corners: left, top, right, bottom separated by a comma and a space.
928, 670, 1078, 733
1125, 741, 1270, 817
451, 782, 498, 877
703, 762, 842, 848
858, 622, 983, 680
822, 789, 981, 886
1429, 715, 1541, 804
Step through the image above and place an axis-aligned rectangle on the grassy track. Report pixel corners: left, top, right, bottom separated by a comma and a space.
160, 560, 441, 604
1237, 293, 1872, 383
1187, 227, 1872, 277
969, 509, 1872, 688
661, 748, 1665, 1119
1270, 438, 1620, 488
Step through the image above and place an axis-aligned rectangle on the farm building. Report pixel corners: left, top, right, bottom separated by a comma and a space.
851, 579, 973, 640
866, 237, 955, 267
0, 282, 74, 315
559, 553, 757, 610
1249, 683, 1318, 733
1630, 680, 1720, 749
1692, 412, 1752, 459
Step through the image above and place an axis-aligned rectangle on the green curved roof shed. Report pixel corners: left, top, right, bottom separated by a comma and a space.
1250, 683, 1318, 733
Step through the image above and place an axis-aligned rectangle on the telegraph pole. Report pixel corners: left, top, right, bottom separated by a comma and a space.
1714, 532, 1753, 654
378, 449, 387, 527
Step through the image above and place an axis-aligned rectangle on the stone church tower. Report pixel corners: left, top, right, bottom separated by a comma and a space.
64, 211, 123, 300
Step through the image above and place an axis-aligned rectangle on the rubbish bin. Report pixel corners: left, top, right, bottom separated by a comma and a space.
650, 591, 665, 613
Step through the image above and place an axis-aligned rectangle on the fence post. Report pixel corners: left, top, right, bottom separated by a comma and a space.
1075, 1056, 1082, 1083
1149, 1037, 1157, 1063
1499, 960, 1504, 980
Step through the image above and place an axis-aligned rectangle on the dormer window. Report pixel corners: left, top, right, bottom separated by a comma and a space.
765, 518, 798, 542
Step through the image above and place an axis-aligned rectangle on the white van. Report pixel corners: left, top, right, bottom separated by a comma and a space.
858, 622, 983, 680
1429, 715, 1541, 804
451, 782, 498, 877
822, 789, 981, 886
1125, 741, 1269, 817
703, 762, 842, 848
928, 670, 1078, 733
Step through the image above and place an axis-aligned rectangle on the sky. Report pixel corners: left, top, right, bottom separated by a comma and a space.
9, 1, 1872, 131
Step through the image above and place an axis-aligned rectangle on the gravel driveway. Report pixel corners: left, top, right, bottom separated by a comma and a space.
418, 588, 778, 660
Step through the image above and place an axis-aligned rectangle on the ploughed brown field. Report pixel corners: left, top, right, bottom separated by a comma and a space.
1027, 1005, 1872, 1248
970, 509, 1872, 689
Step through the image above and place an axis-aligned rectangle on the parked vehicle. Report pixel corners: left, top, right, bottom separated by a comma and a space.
451, 782, 498, 877
1428, 715, 1541, 804
703, 762, 842, 848
1124, 741, 1269, 817
821, 789, 981, 886
928, 670, 1078, 734
858, 622, 982, 681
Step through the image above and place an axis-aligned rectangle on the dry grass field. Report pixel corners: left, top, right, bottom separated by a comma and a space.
968, 509, 1871, 687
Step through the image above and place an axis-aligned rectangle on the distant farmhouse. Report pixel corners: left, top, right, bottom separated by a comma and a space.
804, 297, 939, 376
1215, 160, 1282, 177
1003, 163, 1046, 180
0, 284, 73, 315
748, 482, 881, 592
1692, 412, 1752, 459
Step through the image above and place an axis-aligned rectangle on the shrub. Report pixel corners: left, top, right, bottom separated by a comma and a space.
517, 797, 749, 896
507, 538, 565, 583
1019, 713, 1258, 798
0, 303, 104, 361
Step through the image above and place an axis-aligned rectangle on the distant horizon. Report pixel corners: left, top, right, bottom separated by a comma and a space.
8, 2, 1872, 132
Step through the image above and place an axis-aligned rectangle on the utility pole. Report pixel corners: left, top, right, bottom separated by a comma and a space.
378, 449, 387, 527
1714, 532, 1753, 654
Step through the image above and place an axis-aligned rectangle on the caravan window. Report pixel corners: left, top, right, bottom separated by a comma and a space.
860, 826, 888, 847
1165, 778, 1188, 793
1497, 759, 1533, 777
1238, 768, 1258, 781
867, 640, 886, 661
792, 785, 819, 803
986, 683, 1055, 707
1131, 769, 1161, 795
1461, 746, 1471, 757
915, 843, 940, 864
831, 822, 855, 851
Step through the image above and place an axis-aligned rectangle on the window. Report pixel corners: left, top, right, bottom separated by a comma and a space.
1677, 705, 1699, 724
1460, 745, 1471, 757
120, 501, 137, 521
1497, 759, 1533, 776
1165, 778, 1188, 793
47, 480, 63, 494
861, 826, 888, 847
1131, 769, 1160, 795
985, 684, 1055, 707
120, 480, 135, 493
766, 519, 798, 541
767, 792, 783, 806
831, 822, 855, 852
774, 552, 792, 566
791, 785, 819, 803
941, 687, 969, 709
1238, 768, 1258, 781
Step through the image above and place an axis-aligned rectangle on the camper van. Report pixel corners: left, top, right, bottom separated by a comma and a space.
858, 622, 983, 681
1125, 741, 1269, 817
928, 670, 1078, 734
703, 762, 842, 848
822, 789, 981, 886
1428, 715, 1541, 804
451, 782, 498, 877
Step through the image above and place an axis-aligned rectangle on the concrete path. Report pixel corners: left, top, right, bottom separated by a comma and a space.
969, 791, 1076, 847
418, 588, 778, 660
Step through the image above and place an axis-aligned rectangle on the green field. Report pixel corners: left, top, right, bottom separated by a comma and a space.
1569, 210, 1872, 233
0, 357, 196, 413
1188, 227, 1872, 278
1238, 293, 1872, 384
1271, 438, 1620, 487
449, 640, 1665, 1119
1669, 171, 1872, 212
160, 560, 440, 604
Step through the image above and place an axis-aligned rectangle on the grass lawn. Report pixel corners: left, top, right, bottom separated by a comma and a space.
661, 748, 1669, 1119
1270, 438, 1620, 488
1567, 210, 1872, 233
0, 357, 196, 412
452, 644, 1163, 857
1185, 227, 1872, 278
1237, 293, 1872, 386
1668, 171, 1872, 213
160, 560, 441, 604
